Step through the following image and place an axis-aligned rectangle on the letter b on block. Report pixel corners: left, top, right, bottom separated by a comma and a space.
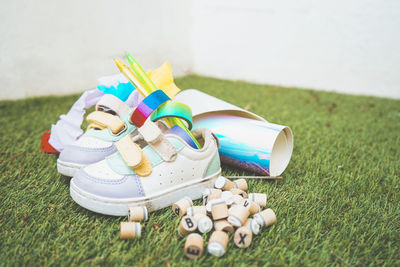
185, 218, 194, 228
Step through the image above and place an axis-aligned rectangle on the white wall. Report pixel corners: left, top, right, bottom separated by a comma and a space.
192, 0, 400, 99
1, 0, 400, 99
0, 0, 192, 99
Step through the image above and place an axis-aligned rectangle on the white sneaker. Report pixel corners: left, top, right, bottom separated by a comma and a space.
70, 123, 221, 216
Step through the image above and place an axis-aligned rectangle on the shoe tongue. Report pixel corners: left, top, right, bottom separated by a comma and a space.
166, 125, 198, 149
97, 105, 117, 116
154, 120, 170, 133
96, 94, 130, 117
139, 121, 197, 149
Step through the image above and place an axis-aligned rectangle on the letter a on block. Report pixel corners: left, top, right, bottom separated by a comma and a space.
115, 135, 143, 169
174, 208, 181, 216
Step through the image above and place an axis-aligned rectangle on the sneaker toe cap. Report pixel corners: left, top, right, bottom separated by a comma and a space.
71, 161, 145, 199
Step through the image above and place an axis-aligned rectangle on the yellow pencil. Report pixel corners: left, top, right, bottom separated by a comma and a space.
114, 59, 149, 97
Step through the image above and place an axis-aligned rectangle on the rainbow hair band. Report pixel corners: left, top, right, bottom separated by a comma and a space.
130, 89, 197, 148
130, 90, 171, 127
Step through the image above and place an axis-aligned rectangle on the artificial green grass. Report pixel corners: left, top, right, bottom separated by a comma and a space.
0, 75, 399, 266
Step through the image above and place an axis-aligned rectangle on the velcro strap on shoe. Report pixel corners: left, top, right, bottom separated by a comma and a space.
96, 94, 130, 116
115, 135, 152, 176
134, 153, 152, 177
130, 90, 170, 127
115, 135, 143, 169
87, 122, 106, 131
86, 111, 126, 134
138, 119, 162, 143
138, 119, 177, 162
151, 101, 193, 130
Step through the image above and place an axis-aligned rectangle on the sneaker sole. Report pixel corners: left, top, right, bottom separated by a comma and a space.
57, 159, 86, 177
70, 170, 221, 216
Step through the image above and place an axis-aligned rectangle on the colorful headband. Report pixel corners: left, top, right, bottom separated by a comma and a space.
151, 101, 193, 130
130, 90, 170, 127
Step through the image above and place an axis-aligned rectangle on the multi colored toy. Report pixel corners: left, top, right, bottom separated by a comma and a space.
115, 53, 201, 148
